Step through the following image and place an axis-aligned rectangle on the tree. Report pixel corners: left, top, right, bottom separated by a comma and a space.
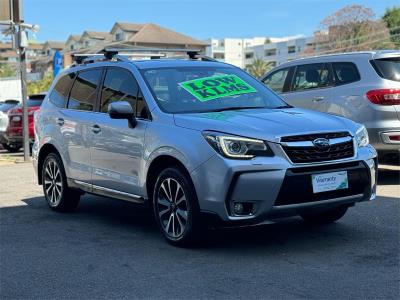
382, 6, 400, 47
246, 58, 273, 78
304, 5, 394, 56
0, 62, 16, 78
27, 73, 53, 95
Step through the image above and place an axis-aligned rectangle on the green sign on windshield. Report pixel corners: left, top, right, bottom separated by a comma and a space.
179, 75, 257, 102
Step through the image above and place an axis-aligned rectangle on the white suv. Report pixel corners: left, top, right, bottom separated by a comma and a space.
261, 51, 400, 163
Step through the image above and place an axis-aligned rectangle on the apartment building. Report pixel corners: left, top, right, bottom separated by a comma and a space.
206, 36, 315, 68
206, 37, 267, 67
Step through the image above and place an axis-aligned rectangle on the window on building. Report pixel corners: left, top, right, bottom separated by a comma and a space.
68, 69, 102, 111
292, 63, 332, 91
262, 67, 289, 93
332, 62, 360, 85
288, 46, 296, 54
50, 72, 75, 107
245, 52, 254, 59
265, 49, 276, 56
70, 44, 74, 50
116, 32, 123, 41
213, 53, 225, 60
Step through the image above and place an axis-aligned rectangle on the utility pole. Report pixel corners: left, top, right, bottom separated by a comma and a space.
1, 0, 38, 161
17, 27, 29, 161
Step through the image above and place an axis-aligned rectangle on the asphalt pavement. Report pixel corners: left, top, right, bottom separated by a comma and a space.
0, 152, 399, 299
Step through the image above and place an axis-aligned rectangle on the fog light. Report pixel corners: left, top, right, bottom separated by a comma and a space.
233, 202, 244, 215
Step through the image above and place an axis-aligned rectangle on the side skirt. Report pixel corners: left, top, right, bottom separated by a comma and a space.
67, 178, 146, 204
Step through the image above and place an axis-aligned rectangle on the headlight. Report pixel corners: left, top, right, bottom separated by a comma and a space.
203, 131, 273, 159
356, 125, 369, 147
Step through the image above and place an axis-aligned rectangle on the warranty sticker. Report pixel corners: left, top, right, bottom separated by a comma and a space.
179, 75, 257, 102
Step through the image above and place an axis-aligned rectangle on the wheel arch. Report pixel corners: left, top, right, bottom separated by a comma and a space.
37, 143, 62, 185
145, 155, 195, 204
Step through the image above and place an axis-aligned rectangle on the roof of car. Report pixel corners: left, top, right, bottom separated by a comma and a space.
275, 50, 400, 69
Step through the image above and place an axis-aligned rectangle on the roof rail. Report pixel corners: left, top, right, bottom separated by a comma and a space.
103, 48, 216, 61
71, 48, 216, 66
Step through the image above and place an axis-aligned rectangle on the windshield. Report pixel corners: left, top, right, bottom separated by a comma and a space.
371, 58, 400, 82
141, 66, 288, 113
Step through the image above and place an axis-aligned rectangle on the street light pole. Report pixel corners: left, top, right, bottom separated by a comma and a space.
17, 27, 29, 161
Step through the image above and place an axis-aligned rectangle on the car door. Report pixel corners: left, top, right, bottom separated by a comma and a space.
60, 68, 103, 183
89, 67, 150, 196
282, 63, 334, 112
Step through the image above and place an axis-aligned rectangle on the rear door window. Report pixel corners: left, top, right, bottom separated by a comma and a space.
68, 69, 102, 111
332, 62, 360, 85
49, 73, 75, 107
370, 58, 400, 82
292, 63, 332, 91
262, 68, 290, 93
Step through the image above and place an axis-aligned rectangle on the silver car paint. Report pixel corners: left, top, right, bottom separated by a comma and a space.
33, 59, 377, 222
261, 51, 400, 156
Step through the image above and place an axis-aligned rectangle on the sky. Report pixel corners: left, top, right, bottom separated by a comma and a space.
22, 0, 399, 43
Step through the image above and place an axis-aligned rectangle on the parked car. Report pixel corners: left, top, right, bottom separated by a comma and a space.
261, 51, 400, 163
33, 50, 377, 246
0, 99, 20, 151
5, 93, 46, 152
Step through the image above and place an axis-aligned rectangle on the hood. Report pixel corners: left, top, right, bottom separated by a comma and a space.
174, 108, 358, 142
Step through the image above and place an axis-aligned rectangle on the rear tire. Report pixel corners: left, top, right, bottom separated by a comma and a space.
2, 143, 21, 153
300, 206, 348, 224
152, 167, 201, 246
42, 153, 80, 212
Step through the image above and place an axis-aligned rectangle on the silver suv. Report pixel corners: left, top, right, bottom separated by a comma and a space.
33, 49, 377, 246
261, 51, 400, 163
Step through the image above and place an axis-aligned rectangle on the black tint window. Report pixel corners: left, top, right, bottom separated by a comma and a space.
371, 58, 400, 82
68, 69, 102, 111
332, 62, 360, 85
262, 68, 289, 93
50, 73, 75, 107
101, 68, 139, 113
292, 63, 331, 91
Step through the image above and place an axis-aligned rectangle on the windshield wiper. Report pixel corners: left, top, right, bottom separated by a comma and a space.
203, 106, 265, 113
273, 105, 292, 109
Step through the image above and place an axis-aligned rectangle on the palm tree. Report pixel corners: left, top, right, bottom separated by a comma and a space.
246, 58, 273, 78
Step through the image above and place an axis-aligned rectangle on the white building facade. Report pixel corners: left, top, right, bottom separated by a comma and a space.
206, 36, 314, 69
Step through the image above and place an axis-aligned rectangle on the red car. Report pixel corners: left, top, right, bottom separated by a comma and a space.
4, 93, 46, 152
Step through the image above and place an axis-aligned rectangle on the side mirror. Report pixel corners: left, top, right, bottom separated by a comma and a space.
108, 101, 136, 127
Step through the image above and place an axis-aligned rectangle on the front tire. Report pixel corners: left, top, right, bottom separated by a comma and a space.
152, 167, 201, 246
42, 153, 80, 212
300, 206, 348, 224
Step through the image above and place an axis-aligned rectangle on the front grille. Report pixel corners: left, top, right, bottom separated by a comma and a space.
281, 132, 354, 164
281, 132, 349, 142
274, 162, 370, 206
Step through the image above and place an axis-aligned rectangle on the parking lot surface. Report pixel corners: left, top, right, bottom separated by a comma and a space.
0, 150, 399, 299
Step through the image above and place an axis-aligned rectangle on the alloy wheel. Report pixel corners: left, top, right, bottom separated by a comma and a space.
44, 159, 63, 206
157, 178, 188, 238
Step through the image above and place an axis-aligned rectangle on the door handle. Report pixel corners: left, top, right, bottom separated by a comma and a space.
92, 124, 101, 134
57, 118, 64, 126
312, 96, 324, 102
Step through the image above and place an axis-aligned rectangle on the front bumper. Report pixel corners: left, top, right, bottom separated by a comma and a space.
191, 143, 377, 222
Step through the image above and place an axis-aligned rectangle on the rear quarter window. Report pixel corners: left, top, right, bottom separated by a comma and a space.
49, 73, 75, 108
370, 58, 400, 82
332, 62, 360, 85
